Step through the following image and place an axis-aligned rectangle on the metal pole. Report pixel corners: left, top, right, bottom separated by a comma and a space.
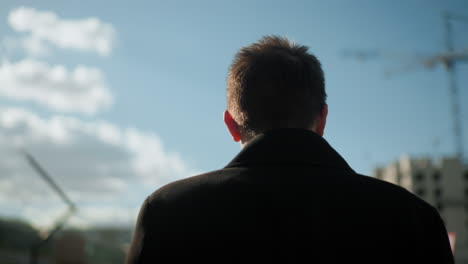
23, 151, 76, 210
23, 151, 77, 264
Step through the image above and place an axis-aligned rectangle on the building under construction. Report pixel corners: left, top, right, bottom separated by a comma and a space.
374, 155, 468, 263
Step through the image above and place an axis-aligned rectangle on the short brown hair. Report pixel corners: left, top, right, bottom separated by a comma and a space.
227, 35, 326, 137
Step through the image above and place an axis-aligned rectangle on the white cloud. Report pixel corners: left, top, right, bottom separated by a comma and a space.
8, 7, 115, 56
0, 59, 113, 114
0, 107, 196, 228
0, 6, 188, 230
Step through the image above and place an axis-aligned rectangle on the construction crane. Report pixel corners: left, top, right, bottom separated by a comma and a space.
343, 11, 468, 162
22, 150, 77, 264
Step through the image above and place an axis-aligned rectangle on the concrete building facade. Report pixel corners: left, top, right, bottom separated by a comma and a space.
373, 155, 468, 263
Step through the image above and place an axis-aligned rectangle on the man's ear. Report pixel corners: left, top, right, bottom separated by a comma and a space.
223, 110, 242, 142
315, 104, 328, 136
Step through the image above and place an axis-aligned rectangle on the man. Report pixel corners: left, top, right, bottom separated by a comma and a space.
126, 36, 454, 263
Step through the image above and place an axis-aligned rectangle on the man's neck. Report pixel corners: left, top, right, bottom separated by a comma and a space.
239, 127, 319, 149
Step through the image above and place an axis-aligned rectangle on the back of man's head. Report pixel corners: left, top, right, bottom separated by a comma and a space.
227, 35, 327, 139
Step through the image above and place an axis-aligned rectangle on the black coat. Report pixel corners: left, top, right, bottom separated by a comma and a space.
126, 129, 454, 264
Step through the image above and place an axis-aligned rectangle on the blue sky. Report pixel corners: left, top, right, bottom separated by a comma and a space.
0, 0, 467, 227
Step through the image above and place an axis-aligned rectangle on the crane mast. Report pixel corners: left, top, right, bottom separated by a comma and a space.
443, 12, 465, 161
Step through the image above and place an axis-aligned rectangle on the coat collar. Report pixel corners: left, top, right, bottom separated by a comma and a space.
225, 128, 354, 172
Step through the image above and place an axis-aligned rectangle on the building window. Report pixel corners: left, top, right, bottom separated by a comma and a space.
434, 188, 442, 198
433, 172, 440, 182
415, 172, 425, 182
415, 188, 425, 197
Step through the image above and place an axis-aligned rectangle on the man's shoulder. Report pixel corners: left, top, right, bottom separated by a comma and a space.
351, 172, 435, 211
146, 168, 242, 204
